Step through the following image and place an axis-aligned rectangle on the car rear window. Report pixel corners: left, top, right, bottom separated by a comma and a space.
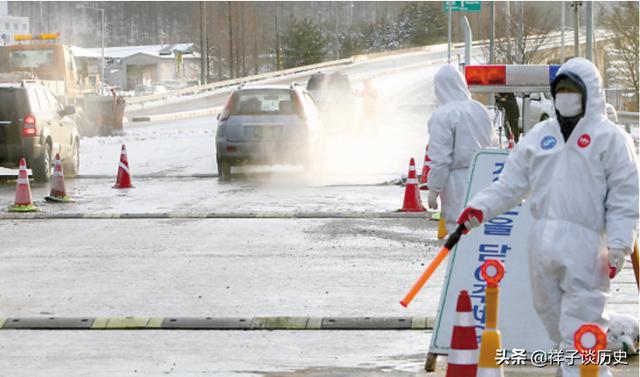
0, 88, 28, 121
232, 89, 296, 115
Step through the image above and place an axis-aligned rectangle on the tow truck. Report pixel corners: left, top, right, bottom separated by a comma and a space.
0, 32, 124, 136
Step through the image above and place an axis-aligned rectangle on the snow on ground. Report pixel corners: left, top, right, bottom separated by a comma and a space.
80, 116, 218, 176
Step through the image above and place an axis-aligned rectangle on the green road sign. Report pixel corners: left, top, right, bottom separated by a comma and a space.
443, 1, 482, 12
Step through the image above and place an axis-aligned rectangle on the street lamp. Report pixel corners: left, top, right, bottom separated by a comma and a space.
77, 4, 105, 94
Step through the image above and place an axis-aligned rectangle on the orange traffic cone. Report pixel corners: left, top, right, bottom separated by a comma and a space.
399, 158, 426, 212
113, 144, 133, 189
8, 157, 37, 212
419, 145, 431, 191
45, 153, 73, 203
446, 290, 479, 377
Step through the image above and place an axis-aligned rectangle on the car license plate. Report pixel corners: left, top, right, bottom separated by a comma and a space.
254, 127, 274, 139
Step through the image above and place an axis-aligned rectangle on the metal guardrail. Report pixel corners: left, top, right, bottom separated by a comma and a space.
618, 112, 639, 126
125, 58, 354, 106
124, 43, 451, 108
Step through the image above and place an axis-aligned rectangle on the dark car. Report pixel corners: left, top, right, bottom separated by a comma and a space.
215, 85, 323, 179
0, 81, 80, 181
306, 71, 356, 130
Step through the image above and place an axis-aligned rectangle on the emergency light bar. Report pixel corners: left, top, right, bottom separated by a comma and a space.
14, 33, 60, 41
465, 64, 561, 93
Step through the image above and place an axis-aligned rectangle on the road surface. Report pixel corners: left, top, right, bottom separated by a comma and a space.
0, 50, 637, 377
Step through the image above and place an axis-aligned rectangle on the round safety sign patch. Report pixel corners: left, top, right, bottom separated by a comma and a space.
540, 135, 557, 150
577, 134, 591, 148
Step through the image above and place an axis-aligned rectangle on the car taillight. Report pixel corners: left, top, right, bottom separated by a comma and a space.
22, 114, 36, 136
293, 93, 307, 120
465, 65, 506, 86
219, 93, 236, 121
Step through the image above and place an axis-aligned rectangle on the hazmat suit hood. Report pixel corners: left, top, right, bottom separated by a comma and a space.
553, 58, 607, 121
434, 64, 471, 105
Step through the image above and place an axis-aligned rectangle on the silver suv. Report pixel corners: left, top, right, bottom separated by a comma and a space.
215, 85, 323, 180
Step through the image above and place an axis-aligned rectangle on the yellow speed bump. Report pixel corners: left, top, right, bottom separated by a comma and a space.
91, 317, 150, 329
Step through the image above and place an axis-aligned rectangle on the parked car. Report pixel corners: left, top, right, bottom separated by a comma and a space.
306, 71, 357, 130
0, 81, 80, 181
215, 85, 323, 179
516, 92, 555, 128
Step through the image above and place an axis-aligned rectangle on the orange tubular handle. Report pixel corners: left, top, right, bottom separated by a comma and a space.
400, 224, 466, 308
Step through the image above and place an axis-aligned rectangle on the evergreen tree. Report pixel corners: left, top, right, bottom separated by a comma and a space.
396, 2, 447, 47
281, 19, 327, 68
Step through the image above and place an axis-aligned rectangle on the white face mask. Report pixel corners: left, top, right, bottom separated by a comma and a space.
554, 93, 583, 117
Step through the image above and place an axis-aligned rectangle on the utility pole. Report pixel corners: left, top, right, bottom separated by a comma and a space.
447, 1, 452, 63
505, 2, 511, 63
489, 1, 495, 64
462, 16, 472, 66
561, 1, 565, 63
200, 1, 207, 84
334, 2, 339, 59
572, 1, 581, 58
518, 1, 524, 64
274, 7, 280, 70
101, 7, 105, 91
489, 1, 495, 106
585, 1, 593, 61
228, 1, 234, 78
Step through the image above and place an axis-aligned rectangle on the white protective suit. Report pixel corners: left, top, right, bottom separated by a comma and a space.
427, 65, 497, 232
466, 58, 639, 377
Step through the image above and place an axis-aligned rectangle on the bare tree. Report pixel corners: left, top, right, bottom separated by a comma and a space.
599, 2, 639, 95
483, 3, 556, 64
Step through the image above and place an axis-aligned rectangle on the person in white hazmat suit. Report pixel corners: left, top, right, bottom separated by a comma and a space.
457, 58, 639, 376
426, 64, 497, 233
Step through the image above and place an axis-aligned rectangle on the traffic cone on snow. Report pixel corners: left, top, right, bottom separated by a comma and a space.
8, 157, 37, 212
113, 144, 133, 189
44, 154, 73, 203
445, 290, 479, 377
419, 145, 431, 191
399, 158, 426, 212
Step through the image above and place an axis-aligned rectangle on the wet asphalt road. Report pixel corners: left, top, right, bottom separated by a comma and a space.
0, 54, 638, 376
